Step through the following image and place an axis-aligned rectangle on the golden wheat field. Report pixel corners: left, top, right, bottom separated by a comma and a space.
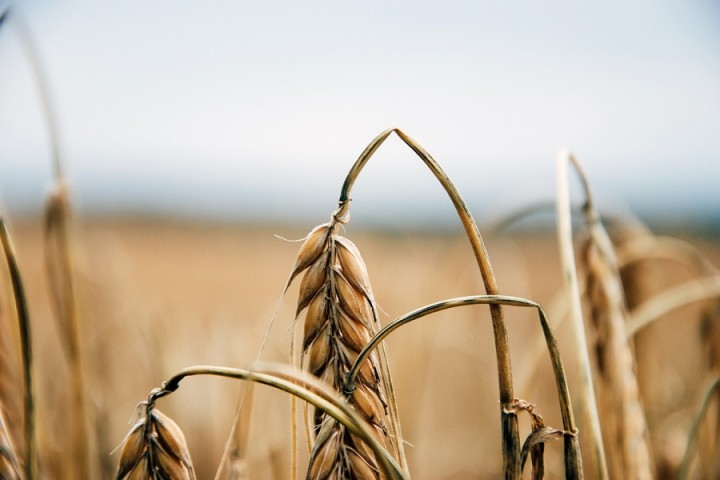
2, 212, 719, 479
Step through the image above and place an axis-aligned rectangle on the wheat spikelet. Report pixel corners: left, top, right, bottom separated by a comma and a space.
289, 221, 395, 479
581, 228, 654, 480
116, 407, 195, 480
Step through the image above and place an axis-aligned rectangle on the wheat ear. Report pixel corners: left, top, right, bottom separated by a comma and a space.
563, 154, 653, 479
288, 220, 397, 479
116, 399, 196, 480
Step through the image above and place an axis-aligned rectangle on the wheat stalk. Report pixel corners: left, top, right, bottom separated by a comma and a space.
44, 180, 95, 479
337, 127, 519, 477
119, 363, 406, 479
556, 151, 608, 480
678, 376, 720, 479
345, 294, 584, 478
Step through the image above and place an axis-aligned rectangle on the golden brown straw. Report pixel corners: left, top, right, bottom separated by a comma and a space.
556, 151, 608, 479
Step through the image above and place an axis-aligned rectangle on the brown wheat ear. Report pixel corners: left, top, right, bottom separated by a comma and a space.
116, 402, 195, 480
289, 220, 396, 479
581, 226, 654, 480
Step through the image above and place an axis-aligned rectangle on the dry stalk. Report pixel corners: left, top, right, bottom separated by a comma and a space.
119, 364, 405, 480
287, 220, 399, 479
678, 376, 720, 480
214, 383, 254, 480
0, 219, 35, 480
566, 155, 653, 479
44, 180, 94, 478
626, 276, 720, 338
337, 128, 519, 478
556, 151, 608, 480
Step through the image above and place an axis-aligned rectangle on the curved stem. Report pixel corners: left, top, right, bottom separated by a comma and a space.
344, 294, 582, 478
0, 220, 35, 480
626, 276, 720, 338
678, 376, 720, 480
153, 364, 406, 480
337, 127, 519, 478
7, 9, 63, 180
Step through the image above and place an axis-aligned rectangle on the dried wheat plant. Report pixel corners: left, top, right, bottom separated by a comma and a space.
287, 220, 401, 479
562, 155, 654, 479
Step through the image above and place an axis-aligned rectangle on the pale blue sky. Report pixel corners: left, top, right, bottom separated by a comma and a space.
1, 1, 719, 227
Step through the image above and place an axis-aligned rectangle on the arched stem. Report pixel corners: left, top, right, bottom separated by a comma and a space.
152, 364, 406, 480
344, 294, 583, 478
336, 128, 519, 478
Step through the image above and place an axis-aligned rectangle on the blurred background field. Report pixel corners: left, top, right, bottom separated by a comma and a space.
4, 216, 718, 478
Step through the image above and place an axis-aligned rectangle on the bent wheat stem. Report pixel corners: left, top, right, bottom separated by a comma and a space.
344, 294, 583, 478
338, 127, 519, 478
149, 364, 406, 479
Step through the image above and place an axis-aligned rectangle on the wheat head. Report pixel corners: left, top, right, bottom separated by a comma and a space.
116, 407, 195, 480
289, 222, 395, 479
581, 228, 654, 480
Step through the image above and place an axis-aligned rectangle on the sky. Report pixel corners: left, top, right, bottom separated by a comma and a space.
1, 1, 719, 228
